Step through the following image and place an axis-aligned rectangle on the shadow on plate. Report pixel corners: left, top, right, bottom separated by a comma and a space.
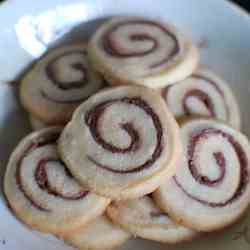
52, 16, 111, 47
0, 89, 30, 200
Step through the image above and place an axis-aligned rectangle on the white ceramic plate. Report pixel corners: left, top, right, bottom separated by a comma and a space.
0, 0, 250, 249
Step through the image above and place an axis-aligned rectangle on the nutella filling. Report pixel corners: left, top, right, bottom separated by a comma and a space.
16, 131, 87, 211
175, 128, 248, 207
164, 74, 229, 119
46, 51, 87, 90
102, 20, 180, 69
183, 89, 215, 117
35, 158, 87, 200
85, 97, 163, 173
40, 50, 90, 103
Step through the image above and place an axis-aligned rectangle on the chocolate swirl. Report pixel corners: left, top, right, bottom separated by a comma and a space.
85, 97, 163, 173
40, 90, 87, 104
183, 89, 215, 117
163, 73, 230, 121
16, 131, 87, 211
35, 158, 86, 200
183, 74, 228, 118
46, 51, 87, 90
40, 47, 104, 104
174, 128, 249, 207
102, 19, 180, 69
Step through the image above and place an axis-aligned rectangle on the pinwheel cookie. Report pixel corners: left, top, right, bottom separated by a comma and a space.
20, 44, 105, 126
161, 67, 241, 129
59, 86, 181, 200
4, 127, 110, 236
154, 118, 250, 232
88, 16, 199, 88
107, 196, 197, 243
65, 215, 130, 250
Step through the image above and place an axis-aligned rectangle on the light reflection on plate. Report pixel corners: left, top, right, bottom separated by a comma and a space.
15, 4, 90, 57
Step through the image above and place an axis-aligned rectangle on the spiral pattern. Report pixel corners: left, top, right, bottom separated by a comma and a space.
20, 44, 105, 125
46, 51, 87, 90
88, 16, 199, 88
59, 86, 180, 200
175, 127, 248, 207
41, 48, 103, 103
102, 19, 179, 69
85, 97, 163, 173
107, 196, 197, 243
15, 130, 87, 212
4, 127, 109, 235
162, 68, 241, 129
154, 119, 250, 231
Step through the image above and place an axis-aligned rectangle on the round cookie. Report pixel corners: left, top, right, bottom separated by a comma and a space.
4, 127, 110, 236
88, 16, 199, 88
20, 44, 105, 125
65, 215, 130, 250
153, 118, 250, 232
161, 67, 241, 129
58, 86, 181, 200
107, 196, 197, 243
29, 115, 47, 131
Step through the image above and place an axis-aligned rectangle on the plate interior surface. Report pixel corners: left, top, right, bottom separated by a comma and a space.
0, 0, 250, 249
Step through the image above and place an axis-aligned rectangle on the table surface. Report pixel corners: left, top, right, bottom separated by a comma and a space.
231, 0, 250, 11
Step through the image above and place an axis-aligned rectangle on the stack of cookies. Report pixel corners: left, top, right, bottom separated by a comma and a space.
4, 16, 250, 250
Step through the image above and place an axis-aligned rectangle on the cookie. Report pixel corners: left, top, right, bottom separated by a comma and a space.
88, 16, 199, 88
65, 215, 130, 250
58, 86, 181, 200
161, 67, 241, 129
153, 118, 250, 232
20, 44, 105, 125
4, 127, 110, 236
29, 115, 46, 131
107, 196, 197, 243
